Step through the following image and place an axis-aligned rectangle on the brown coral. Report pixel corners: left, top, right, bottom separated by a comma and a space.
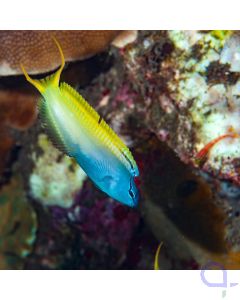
141, 139, 227, 250
0, 89, 37, 130
0, 89, 37, 177
0, 30, 121, 75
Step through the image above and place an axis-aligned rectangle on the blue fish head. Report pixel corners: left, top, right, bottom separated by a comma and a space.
99, 174, 139, 207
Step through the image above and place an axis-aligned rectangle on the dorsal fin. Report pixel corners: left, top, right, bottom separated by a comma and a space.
60, 82, 100, 119
59, 82, 139, 176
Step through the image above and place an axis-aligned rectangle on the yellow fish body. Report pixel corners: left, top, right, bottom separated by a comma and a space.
21, 38, 139, 207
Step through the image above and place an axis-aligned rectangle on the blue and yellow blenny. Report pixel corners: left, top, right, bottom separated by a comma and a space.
21, 38, 139, 207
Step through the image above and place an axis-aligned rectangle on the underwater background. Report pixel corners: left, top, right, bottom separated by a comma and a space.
2, 30, 240, 269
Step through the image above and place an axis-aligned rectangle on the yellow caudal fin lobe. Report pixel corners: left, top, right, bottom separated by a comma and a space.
50, 36, 65, 87
20, 63, 45, 94
154, 242, 163, 270
20, 37, 65, 94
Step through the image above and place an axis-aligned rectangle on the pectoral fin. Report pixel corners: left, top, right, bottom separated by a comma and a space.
102, 175, 116, 189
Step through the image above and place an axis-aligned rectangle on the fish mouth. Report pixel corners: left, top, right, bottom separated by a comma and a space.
132, 189, 139, 207
130, 176, 139, 207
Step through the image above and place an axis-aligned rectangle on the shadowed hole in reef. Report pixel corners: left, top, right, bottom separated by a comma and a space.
0, 51, 114, 90
141, 138, 227, 254
176, 180, 198, 198
0, 144, 22, 187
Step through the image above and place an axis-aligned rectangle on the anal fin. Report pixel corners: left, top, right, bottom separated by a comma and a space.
38, 98, 74, 157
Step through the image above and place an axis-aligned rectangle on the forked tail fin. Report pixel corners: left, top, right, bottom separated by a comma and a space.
20, 37, 65, 94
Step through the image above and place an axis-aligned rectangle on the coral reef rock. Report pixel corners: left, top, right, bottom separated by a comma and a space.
123, 30, 240, 185
0, 177, 37, 269
30, 134, 87, 208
